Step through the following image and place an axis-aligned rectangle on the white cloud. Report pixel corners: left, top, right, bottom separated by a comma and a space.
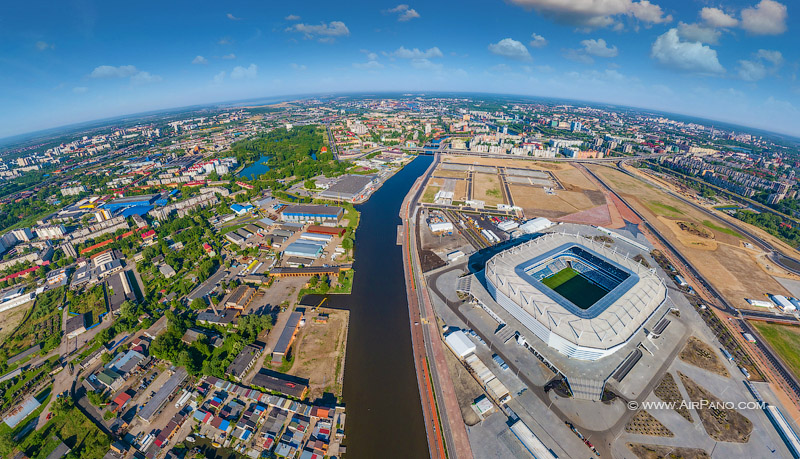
287, 21, 350, 40
213, 71, 225, 84
700, 7, 738, 28
388, 4, 421, 21
353, 60, 384, 70
488, 38, 531, 61
291, 63, 307, 71
741, 0, 787, 35
529, 33, 548, 48
580, 38, 618, 57
411, 59, 442, 71
90, 65, 138, 78
392, 46, 443, 59
650, 28, 724, 74
218, 37, 232, 45
222, 53, 236, 60
72, 87, 88, 94
507, 0, 671, 28
737, 49, 783, 81
367, 52, 378, 60
192, 55, 208, 65
677, 22, 721, 44
131, 71, 162, 85
756, 49, 783, 66
226, 13, 241, 20
35, 41, 54, 51
737, 60, 767, 81
230, 64, 257, 79
285, 14, 301, 21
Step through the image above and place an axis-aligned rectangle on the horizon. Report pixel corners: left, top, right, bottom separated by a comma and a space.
3, 90, 799, 148
1, 0, 798, 140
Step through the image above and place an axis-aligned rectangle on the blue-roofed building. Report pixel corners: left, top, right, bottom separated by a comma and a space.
119, 205, 153, 217
280, 204, 343, 224
103, 194, 159, 212
283, 242, 323, 259
231, 204, 254, 215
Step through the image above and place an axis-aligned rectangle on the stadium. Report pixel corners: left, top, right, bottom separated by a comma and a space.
483, 232, 667, 361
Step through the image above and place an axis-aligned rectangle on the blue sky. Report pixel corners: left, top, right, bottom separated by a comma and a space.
1, 0, 798, 138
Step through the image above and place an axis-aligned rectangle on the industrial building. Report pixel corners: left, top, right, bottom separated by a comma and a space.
103, 194, 160, 212
519, 217, 554, 234
280, 205, 343, 225
283, 242, 324, 259
225, 285, 256, 310
273, 311, 303, 362
227, 343, 263, 381
317, 174, 376, 202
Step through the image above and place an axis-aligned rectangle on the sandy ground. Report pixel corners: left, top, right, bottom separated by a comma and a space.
589, 165, 793, 310
433, 170, 468, 179
285, 308, 349, 401
442, 155, 569, 171
472, 173, 505, 206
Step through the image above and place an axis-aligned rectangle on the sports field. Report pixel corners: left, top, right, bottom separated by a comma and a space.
543, 267, 608, 310
750, 321, 800, 380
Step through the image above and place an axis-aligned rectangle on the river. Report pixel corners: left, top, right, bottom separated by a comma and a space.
303, 155, 432, 459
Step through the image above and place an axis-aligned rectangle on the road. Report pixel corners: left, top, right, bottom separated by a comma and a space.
401, 153, 474, 459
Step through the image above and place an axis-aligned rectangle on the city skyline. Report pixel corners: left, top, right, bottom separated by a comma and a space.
1, 0, 798, 139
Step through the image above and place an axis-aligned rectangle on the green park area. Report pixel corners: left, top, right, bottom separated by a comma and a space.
67, 284, 107, 325
750, 321, 800, 380
702, 220, 743, 238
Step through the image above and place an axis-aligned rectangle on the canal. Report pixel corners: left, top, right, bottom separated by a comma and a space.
304, 155, 432, 459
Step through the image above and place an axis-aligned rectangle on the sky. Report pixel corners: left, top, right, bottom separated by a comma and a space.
1, 0, 798, 139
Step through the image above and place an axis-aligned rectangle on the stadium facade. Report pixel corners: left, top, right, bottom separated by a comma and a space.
483, 232, 667, 361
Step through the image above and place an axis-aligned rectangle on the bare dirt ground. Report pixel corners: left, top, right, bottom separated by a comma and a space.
472, 172, 505, 206
589, 165, 793, 310
679, 337, 730, 377
442, 343, 483, 426
286, 308, 349, 401
653, 372, 693, 423
625, 410, 674, 437
508, 185, 596, 218
678, 372, 753, 443
433, 170, 468, 179
442, 155, 568, 171
627, 443, 710, 459
0, 303, 32, 345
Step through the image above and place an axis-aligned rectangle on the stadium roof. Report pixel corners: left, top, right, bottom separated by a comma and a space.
484, 232, 666, 358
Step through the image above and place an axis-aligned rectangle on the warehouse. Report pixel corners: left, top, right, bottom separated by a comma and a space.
273, 311, 303, 362
306, 225, 346, 237
299, 232, 333, 243
283, 242, 324, 259
103, 194, 160, 212
280, 205, 343, 224
227, 343, 263, 381
225, 285, 256, 310
251, 369, 308, 399
519, 217, 553, 234
317, 174, 376, 202
138, 368, 188, 422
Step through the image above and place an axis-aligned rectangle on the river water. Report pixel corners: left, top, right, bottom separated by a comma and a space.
303, 155, 432, 459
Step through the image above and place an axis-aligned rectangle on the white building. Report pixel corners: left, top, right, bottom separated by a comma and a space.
519, 217, 553, 234
444, 330, 476, 359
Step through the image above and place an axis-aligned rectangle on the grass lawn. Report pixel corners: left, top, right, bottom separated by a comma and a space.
421, 185, 439, 203
646, 200, 684, 217
542, 267, 579, 289
751, 322, 800, 380
702, 220, 743, 238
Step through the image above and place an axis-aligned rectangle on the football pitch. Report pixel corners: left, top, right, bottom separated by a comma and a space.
543, 267, 608, 310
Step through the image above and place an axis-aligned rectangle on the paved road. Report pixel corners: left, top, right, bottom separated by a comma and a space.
401, 153, 475, 459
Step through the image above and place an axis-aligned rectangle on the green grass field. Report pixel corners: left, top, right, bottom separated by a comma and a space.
751, 321, 800, 380
542, 267, 579, 289
646, 200, 684, 217
702, 220, 743, 238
